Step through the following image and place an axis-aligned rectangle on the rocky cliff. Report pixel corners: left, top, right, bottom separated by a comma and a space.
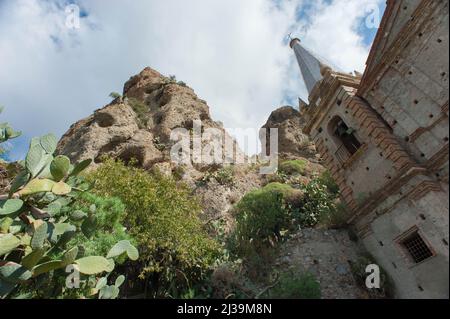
261, 106, 319, 161
57, 67, 323, 221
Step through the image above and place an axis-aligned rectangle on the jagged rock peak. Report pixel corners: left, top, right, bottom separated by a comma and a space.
57, 67, 244, 170
261, 105, 318, 160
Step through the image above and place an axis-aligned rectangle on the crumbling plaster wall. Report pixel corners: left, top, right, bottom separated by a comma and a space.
362, 1, 449, 168
359, 186, 449, 298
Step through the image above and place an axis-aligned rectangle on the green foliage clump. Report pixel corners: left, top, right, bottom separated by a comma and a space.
317, 170, 340, 196
268, 272, 321, 299
0, 133, 138, 299
294, 178, 337, 227
152, 137, 166, 151
171, 165, 186, 181
109, 92, 122, 100
232, 188, 288, 248
279, 159, 307, 175
350, 254, 394, 298
318, 202, 350, 229
128, 98, 149, 129
214, 166, 234, 186
230, 176, 339, 266
87, 159, 222, 298
68, 192, 133, 258
200, 166, 235, 187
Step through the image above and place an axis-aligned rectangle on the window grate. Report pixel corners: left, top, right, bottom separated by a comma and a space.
401, 232, 433, 263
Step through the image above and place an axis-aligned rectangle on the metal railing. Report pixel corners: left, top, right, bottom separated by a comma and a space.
335, 144, 351, 165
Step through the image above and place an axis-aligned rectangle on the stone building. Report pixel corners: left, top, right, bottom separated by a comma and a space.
290, 0, 449, 298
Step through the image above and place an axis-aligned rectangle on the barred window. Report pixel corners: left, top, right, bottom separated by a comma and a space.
401, 232, 433, 263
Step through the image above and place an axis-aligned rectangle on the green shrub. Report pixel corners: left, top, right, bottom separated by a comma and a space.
319, 201, 350, 229
87, 159, 222, 298
171, 165, 186, 181
317, 170, 340, 196
152, 137, 166, 151
229, 185, 294, 269
109, 92, 122, 100
268, 272, 321, 299
168, 75, 177, 83
294, 178, 337, 227
350, 255, 394, 298
128, 98, 148, 129
199, 166, 235, 187
67, 192, 133, 258
215, 166, 234, 186
279, 159, 307, 175
232, 190, 287, 244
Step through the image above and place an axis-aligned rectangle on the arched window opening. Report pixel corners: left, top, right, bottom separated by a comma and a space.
328, 116, 362, 163
333, 119, 361, 155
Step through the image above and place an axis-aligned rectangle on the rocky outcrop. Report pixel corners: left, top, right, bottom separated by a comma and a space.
57, 67, 244, 168
261, 106, 318, 161
56, 67, 254, 220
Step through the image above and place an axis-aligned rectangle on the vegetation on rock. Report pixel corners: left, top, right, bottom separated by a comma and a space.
266, 271, 321, 299
87, 159, 223, 298
279, 159, 307, 175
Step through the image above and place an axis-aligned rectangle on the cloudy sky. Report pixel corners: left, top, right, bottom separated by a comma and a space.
0, 0, 385, 159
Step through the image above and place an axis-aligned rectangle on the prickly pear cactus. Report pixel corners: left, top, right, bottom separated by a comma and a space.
0, 125, 138, 299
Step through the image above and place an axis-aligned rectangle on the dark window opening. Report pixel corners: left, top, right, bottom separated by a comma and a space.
401, 232, 433, 263
333, 120, 362, 155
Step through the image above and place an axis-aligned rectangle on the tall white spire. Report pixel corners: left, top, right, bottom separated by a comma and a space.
289, 38, 330, 96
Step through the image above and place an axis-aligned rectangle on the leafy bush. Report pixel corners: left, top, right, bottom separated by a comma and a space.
349, 254, 394, 298
109, 92, 122, 100
317, 170, 340, 196
0, 133, 138, 299
228, 182, 304, 274
232, 189, 288, 247
168, 75, 177, 83
268, 272, 321, 299
214, 166, 234, 186
87, 159, 222, 298
128, 98, 148, 129
171, 165, 186, 181
152, 137, 166, 151
294, 178, 337, 227
199, 166, 235, 187
318, 202, 350, 229
279, 159, 307, 175
67, 192, 133, 258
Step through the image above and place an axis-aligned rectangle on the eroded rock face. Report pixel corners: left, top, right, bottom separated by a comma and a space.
57, 67, 243, 168
56, 69, 324, 223
56, 67, 252, 220
57, 103, 140, 164
261, 106, 318, 161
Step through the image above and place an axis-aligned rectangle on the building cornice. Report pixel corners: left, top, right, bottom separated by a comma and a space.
304, 72, 360, 135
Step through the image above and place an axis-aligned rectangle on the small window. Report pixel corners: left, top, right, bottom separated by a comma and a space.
333, 120, 361, 155
401, 231, 433, 263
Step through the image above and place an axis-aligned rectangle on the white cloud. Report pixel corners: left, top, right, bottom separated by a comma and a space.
0, 0, 383, 159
